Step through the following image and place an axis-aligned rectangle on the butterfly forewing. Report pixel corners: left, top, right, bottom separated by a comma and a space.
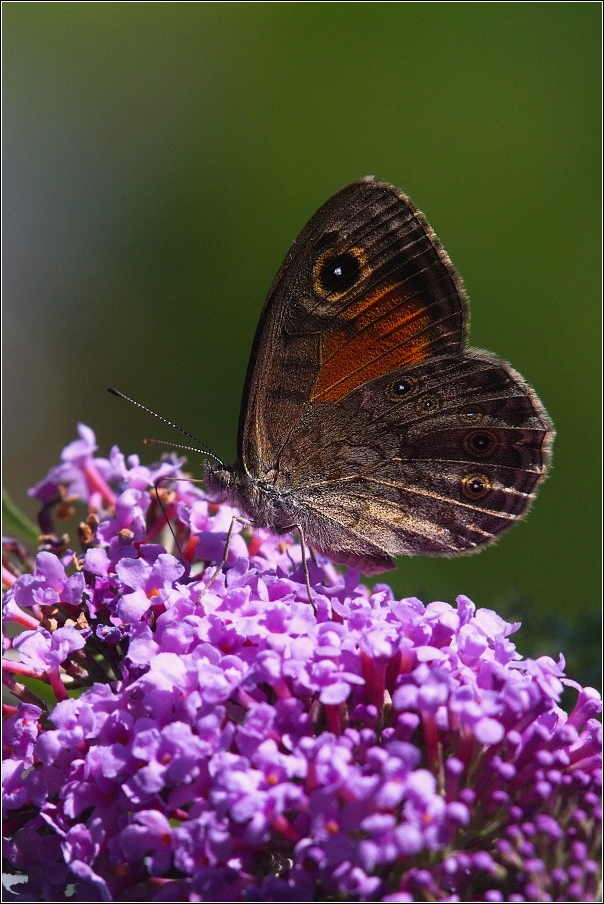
238, 179, 469, 475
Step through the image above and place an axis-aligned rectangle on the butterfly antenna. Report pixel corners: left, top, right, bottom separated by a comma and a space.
143, 438, 212, 455
107, 387, 223, 466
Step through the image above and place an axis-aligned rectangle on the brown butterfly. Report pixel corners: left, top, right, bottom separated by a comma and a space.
205, 178, 554, 577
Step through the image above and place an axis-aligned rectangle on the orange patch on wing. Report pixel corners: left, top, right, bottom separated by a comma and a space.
311, 285, 432, 402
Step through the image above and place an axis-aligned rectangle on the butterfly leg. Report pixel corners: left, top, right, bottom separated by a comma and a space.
298, 526, 315, 612
199, 515, 317, 614
200, 514, 252, 596
152, 475, 207, 557
152, 477, 183, 556
279, 523, 316, 614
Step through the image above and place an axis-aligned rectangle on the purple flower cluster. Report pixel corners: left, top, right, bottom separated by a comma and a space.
3, 426, 601, 902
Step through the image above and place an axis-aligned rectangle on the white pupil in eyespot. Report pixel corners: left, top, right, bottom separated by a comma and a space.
334, 266, 342, 276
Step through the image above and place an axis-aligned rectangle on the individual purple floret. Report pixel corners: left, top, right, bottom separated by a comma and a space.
3, 426, 601, 902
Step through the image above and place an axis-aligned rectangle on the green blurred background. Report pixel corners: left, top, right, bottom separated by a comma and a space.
3, 4, 600, 683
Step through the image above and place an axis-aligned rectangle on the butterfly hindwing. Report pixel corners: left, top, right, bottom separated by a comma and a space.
274, 351, 553, 563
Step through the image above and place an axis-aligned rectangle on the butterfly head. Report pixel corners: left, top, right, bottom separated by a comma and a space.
204, 460, 238, 500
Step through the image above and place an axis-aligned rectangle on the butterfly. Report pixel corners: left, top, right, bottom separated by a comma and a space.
205, 178, 554, 577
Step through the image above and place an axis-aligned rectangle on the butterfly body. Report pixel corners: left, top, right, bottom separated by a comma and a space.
205, 178, 554, 574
